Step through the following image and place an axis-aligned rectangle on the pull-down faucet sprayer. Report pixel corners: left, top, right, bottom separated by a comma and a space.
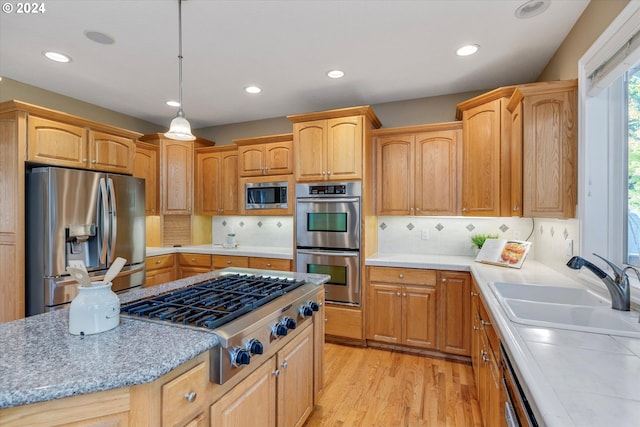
566, 254, 631, 311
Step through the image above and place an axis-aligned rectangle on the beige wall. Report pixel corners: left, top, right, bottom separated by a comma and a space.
537, 0, 629, 81
0, 77, 163, 134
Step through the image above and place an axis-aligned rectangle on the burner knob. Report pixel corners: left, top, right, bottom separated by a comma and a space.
283, 316, 297, 330
273, 323, 288, 338
230, 347, 251, 367
299, 305, 313, 317
247, 339, 264, 355
309, 302, 320, 312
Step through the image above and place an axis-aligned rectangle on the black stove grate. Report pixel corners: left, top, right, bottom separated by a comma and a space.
121, 274, 306, 329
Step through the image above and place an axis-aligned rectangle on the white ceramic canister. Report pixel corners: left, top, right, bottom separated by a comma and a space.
68, 282, 120, 335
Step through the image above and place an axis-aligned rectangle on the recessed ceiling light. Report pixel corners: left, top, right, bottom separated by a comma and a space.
456, 44, 479, 57
245, 86, 262, 94
84, 30, 115, 45
166, 100, 180, 107
515, 0, 550, 19
327, 70, 345, 79
43, 51, 71, 63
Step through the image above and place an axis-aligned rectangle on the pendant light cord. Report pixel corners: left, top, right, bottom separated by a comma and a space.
177, 0, 184, 117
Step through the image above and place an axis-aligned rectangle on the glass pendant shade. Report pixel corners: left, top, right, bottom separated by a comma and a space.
165, 109, 195, 141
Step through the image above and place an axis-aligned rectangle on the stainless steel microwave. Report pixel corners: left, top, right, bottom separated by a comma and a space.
245, 181, 288, 210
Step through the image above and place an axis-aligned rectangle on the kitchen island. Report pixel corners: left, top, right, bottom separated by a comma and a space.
0, 268, 328, 427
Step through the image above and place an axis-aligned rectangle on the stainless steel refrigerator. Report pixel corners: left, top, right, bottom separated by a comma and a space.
26, 166, 146, 315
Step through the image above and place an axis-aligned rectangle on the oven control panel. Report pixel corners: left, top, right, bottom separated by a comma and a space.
308, 184, 347, 195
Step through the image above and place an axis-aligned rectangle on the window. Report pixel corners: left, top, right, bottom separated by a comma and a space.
627, 66, 640, 266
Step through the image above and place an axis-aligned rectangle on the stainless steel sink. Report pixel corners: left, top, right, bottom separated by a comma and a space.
490, 282, 640, 338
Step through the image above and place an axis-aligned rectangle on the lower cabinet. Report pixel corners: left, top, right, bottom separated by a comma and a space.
367, 267, 438, 349
178, 253, 212, 278
210, 324, 313, 427
324, 304, 364, 341
146, 254, 176, 287
162, 362, 209, 427
471, 277, 505, 427
438, 271, 471, 356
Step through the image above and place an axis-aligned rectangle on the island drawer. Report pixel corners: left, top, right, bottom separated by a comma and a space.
162, 362, 208, 427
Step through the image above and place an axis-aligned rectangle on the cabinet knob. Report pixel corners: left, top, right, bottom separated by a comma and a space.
471, 291, 479, 297
155, 260, 161, 264
462, 207, 468, 212
399, 273, 404, 279
281, 361, 288, 369
481, 320, 491, 326
396, 292, 401, 296
273, 369, 280, 377
482, 356, 490, 363
322, 171, 326, 175
82, 158, 88, 163
191, 258, 196, 262
327, 171, 331, 175
227, 260, 232, 264
266, 263, 272, 267
184, 391, 197, 403
410, 207, 414, 212
91, 159, 96, 164
402, 292, 407, 297
513, 205, 520, 211
441, 278, 446, 283
473, 325, 479, 331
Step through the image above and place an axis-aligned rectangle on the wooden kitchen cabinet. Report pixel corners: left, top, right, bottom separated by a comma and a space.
134, 141, 160, 215
508, 80, 578, 218
210, 324, 313, 427
367, 267, 437, 349
324, 304, 364, 341
178, 253, 212, 279
145, 254, 176, 287
234, 133, 293, 176
27, 115, 136, 174
374, 122, 461, 216
437, 271, 471, 356
162, 362, 209, 427
288, 106, 381, 182
195, 146, 239, 216
161, 139, 193, 215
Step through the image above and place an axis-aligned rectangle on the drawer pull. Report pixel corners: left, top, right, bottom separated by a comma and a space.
227, 260, 232, 264
441, 278, 447, 283
184, 391, 197, 403
471, 291, 479, 297
481, 320, 492, 326
473, 325, 479, 331
482, 356, 490, 363
399, 273, 404, 279
155, 260, 161, 264
267, 263, 272, 267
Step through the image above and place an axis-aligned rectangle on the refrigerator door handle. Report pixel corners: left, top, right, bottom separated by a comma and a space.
99, 177, 110, 265
107, 177, 117, 264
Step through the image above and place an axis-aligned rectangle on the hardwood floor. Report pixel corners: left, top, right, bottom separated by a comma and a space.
304, 343, 483, 427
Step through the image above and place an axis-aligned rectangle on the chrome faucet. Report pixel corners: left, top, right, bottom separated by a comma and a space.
566, 254, 631, 311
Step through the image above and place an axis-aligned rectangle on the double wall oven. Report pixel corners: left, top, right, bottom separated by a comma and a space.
296, 182, 361, 306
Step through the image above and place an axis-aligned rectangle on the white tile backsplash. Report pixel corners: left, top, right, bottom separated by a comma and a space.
212, 216, 293, 248
530, 218, 580, 274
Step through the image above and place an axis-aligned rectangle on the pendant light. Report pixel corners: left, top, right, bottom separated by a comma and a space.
165, 0, 196, 141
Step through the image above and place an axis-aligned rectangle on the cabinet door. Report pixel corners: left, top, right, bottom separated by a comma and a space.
461, 100, 501, 216
438, 271, 471, 356
134, 143, 160, 215
195, 151, 221, 215
238, 145, 266, 177
211, 358, 277, 427
220, 150, 240, 214
162, 140, 193, 215
27, 115, 87, 168
522, 90, 577, 218
294, 120, 326, 181
402, 285, 437, 349
326, 115, 362, 180
367, 283, 402, 344
265, 141, 293, 175
89, 130, 134, 174
414, 130, 459, 216
375, 135, 414, 215
277, 325, 313, 427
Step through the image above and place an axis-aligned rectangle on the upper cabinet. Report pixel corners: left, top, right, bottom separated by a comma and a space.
456, 80, 578, 218
234, 134, 293, 176
195, 146, 239, 216
139, 133, 215, 216
456, 88, 516, 217
27, 115, 137, 174
508, 80, 578, 218
134, 141, 160, 215
288, 106, 381, 182
374, 123, 461, 216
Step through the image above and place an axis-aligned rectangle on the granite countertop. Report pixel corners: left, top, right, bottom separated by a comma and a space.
146, 244, 293, 259
366, 252, 640, 426
0, 268, 327, 409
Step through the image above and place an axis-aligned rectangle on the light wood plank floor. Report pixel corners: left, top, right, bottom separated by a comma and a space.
304, 343, 483, 427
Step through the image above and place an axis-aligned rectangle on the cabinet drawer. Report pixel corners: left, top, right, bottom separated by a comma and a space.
162, 362, 208, 427
179, 253, 212, 268
248, 257, 292, 271
146, 254, 175, 271
369, 266, 436, 286
213, 255, 249, 269
325, 305, 363, 339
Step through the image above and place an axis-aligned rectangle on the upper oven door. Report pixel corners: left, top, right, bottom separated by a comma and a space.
296, 197, 360, 249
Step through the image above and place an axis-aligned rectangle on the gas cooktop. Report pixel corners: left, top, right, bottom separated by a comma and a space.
120, 274, 307, 330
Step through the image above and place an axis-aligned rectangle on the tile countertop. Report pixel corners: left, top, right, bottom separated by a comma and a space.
0, 268, 327, 409
146, 244, 293, 259
367, 253, 640, 427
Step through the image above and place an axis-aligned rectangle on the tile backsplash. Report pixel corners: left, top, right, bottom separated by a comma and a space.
212, 216, 293, 248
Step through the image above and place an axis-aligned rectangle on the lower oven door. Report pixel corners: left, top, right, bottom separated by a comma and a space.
296, 249, 360, 306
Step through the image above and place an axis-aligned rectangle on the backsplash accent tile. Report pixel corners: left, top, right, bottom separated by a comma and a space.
380, 222, 387, 230
212, 216, 293, 248
407, 222, 415, 231
436, 223, 444, 231
466, 224, 475, 232
499, 224, 509, 232
532, 218, 579, 274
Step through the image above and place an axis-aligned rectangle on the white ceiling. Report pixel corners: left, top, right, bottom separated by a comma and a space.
0, 0, 590, 129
